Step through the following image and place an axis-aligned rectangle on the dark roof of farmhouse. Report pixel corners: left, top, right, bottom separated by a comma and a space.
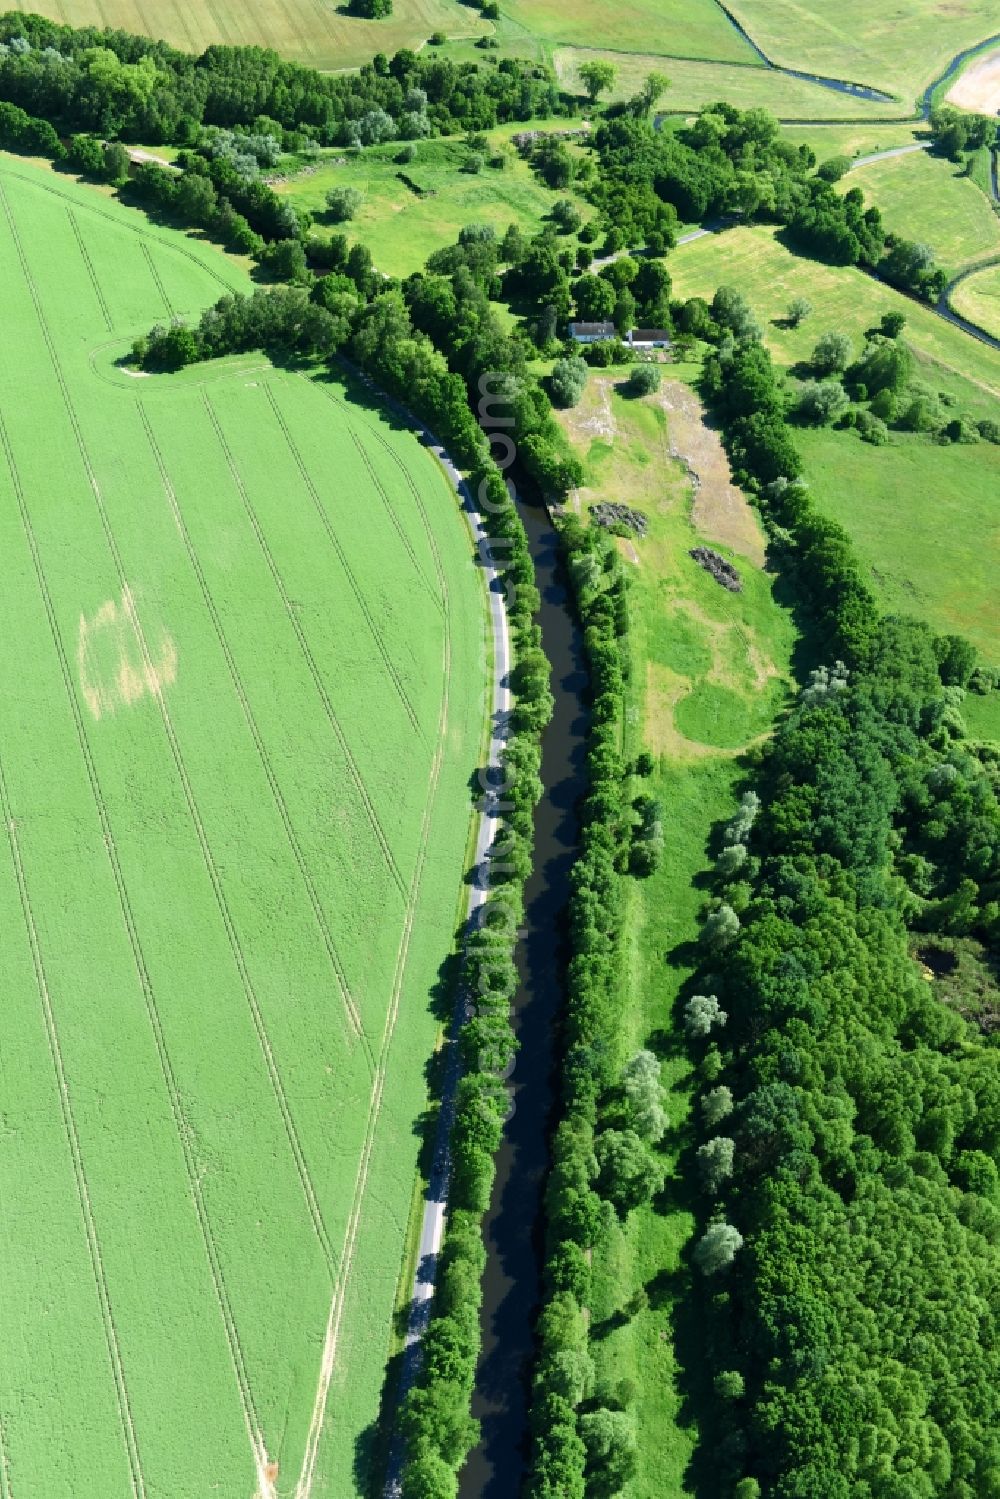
631, 328, 672, 340
569, 321, 616, 334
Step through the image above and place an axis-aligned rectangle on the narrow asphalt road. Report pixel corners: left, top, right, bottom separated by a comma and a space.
379, 421, 513, 1498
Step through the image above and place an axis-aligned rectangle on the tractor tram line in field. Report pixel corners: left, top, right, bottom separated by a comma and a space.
0, 304, 305, 1499
66, 208, 114, 333
136, 400, 371, 1056
293, 447, 455, 1499
0, 543, 148, 1499
202, 389, 410, 902
0, 180, 341, 1279
140, 240, 176, 319
262, 383, 426, 741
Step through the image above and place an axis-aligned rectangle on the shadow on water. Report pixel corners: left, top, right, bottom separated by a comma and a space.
457, 497, 589, 1499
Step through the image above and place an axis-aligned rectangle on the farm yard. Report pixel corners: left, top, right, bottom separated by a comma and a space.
0, 153, 485, 1499
3, 0, 488, 70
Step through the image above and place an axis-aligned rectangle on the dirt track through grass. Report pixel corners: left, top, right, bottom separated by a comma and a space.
0, 153, 485, 1498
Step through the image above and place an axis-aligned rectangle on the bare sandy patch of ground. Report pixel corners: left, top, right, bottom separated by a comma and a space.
657, 381, 766, 566
947, 49, 1000, 112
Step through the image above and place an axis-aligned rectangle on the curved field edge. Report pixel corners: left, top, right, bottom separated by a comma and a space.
0, 152, 487, 1499
3, 0, 489, 72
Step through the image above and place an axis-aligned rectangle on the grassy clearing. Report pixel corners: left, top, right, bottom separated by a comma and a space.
276, 136, 592, 276
727, 0, 1000, 102
554, 47, 907, 119
556, 376, 795, 1497
952, 261, 1000, 335
0, 152, 485, 1498
6, 0, 488, 69
839, 147, 1000, 273
501, 0, 756, 64
782, 120, 925, 161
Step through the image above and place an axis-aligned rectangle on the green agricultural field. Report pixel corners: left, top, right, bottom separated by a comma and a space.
556, 374, 796, 1499
554, 47, 905, 119
500, 0, 756, 64
952, 261, 1000, 336
728, 0, 1000, 102
839, 147, 1000, 274
0, 152, 485, 1499
276, 136, 593, 277
5, 0, 487, 69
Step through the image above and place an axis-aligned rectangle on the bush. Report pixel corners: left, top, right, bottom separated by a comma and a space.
549, 355, 588, 408
811, 329, 852, 374
684, 994, 727, 1038
692, 1221, 743, 1274
817, 154, 851, 181
326, 185, 363, 221
854, 408, 889, 445
795, 378, 848, 425
626, 363, 661, 396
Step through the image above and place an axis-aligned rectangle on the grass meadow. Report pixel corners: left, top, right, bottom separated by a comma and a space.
839, 147, 1000, 275
276, 136, 594, 277
952, 261, 1000, 337
668, 225, 1000, 664
727, 0, 1000, 102
554, 46, 905, 118
0, 152, 485, 1498
501, 0, 756, 64
5, 0, 487, 68
782, 121, 925, 160
557, 376, 796, 1497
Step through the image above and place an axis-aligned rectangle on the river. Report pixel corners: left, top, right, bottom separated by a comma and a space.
456, 497, 588, 1499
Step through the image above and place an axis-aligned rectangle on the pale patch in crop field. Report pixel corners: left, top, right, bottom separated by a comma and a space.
0, 153, 485, 1498
78, 588, 177, 720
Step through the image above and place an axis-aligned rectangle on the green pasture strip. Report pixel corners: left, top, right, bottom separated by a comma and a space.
499, 0, 757, 65
796, 425, 1000, 666
726, 0, 1000, 102
781, 121, 924, 160
840, 147, 1000, 275
559, 380, 796, 1497
554, 47, 907, 118
952, 261, 1000, 338
7, 0, 488, 71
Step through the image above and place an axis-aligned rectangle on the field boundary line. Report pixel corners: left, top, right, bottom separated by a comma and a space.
293, 393, 455, 1499
137, 401, 371, 1057
140, 241, 176, 319
202, 389, 409, 901
66, 208, 114, 332
0, 404, 278, 1499
0, 158, 242, 299
0, 711, 146, 1499
263, 382, 426, 740
1, 178, 337, 1281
